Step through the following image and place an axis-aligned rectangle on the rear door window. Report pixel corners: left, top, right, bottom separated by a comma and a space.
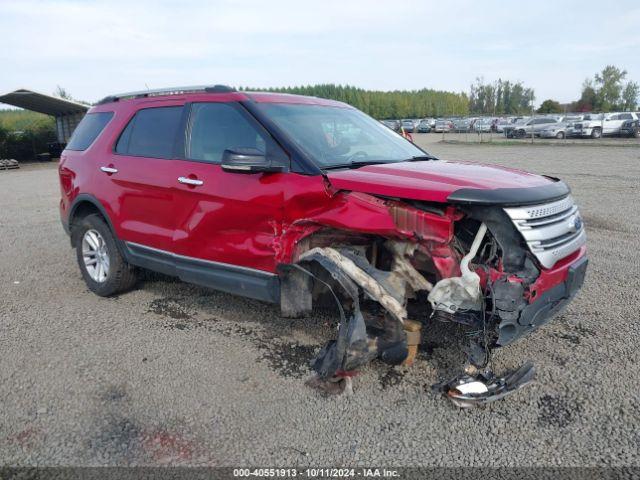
66, 112, 113, 151
115, 106, 183, 159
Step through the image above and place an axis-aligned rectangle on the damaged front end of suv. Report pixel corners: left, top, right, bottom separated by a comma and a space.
279, 180, 587, 407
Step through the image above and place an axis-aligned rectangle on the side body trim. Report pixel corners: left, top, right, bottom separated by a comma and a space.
124, 242, 281, 303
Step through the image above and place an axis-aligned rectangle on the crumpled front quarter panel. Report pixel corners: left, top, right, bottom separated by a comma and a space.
276, 174, 458, 265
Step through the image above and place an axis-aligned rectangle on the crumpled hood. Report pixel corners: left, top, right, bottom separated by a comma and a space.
326, 160, 566, 205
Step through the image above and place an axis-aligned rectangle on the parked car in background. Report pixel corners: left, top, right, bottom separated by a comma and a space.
567, 113, 605, 138
433, 119, 453, 133
504, 117, 558, 138
453, 118, 472, 133
417, 119, 432, 133
424, 118, 436, 128
620, 117, 640, 138
602, 112, 638, 136
381, 119, 401, 132
559, 115, 583, 124
401, 119, 417, 133
474, 117, 494, 133
495, 119, 511, 133
538, 115, 583, 139
569, 112, 639, 138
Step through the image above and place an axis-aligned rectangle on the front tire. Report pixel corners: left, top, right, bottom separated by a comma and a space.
556, 131, 565, 139
74, 214, 137, 296
591, 128, 602, 139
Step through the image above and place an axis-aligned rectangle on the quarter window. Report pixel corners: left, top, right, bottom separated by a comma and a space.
66, 112, 113, 151
186, 103, 287, 164
115, 106, 183, 159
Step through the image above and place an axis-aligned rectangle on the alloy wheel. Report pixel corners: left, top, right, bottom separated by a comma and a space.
82, 229, 110, 283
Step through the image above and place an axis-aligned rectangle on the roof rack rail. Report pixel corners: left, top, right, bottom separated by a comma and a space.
96, 84, 235, 105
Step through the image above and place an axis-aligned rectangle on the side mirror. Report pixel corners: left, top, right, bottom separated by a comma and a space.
221, 148, 285, 174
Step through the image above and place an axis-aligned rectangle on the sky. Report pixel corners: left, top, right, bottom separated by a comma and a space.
1, 0, 639, 106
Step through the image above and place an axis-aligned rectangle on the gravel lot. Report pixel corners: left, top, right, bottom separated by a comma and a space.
1, 143, 639, 467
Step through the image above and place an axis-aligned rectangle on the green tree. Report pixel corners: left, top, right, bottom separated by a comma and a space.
621, 82, 639, 111
574, 80, 598, 112
537, 99, 563, 114
469, 78, 534, 115
594, 65, 627, 110
574, 66, 638, 112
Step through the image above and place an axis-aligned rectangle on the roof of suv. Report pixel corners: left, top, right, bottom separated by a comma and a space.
94, 85, 349, 109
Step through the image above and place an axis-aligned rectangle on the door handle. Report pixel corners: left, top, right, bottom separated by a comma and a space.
178, 176, 204, 186
100, 166, 118, 174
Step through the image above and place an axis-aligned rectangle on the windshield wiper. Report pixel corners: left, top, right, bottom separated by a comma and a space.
406, 155, 438, 162
322, 160, 390, 171
322, 157, 436, 171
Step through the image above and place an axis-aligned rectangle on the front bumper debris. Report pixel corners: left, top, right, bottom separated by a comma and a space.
434, 362, 536, 408
288, 201, 587, 406
496, 255, 588, 346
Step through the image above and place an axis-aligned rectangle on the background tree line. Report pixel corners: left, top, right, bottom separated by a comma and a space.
239, 84, 470, 119
468, 78, 536, 115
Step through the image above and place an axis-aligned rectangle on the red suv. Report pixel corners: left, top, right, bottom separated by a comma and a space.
59, 85, 587, 405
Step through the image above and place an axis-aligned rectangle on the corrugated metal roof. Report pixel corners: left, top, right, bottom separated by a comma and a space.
0, 89, 88, 116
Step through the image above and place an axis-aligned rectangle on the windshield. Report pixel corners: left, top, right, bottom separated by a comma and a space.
257, 104, 428, 168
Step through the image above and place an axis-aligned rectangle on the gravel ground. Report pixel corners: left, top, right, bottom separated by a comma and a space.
1, 143, 639, 467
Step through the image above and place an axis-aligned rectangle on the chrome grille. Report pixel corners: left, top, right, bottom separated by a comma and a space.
504, 196, 586, 269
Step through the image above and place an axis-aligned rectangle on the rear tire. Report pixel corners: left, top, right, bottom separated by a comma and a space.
591, 128, 602, 139
74, 214, 137, 296
556, 131, 565, 139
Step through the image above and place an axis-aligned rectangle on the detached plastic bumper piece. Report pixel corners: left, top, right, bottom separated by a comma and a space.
434, 362, 536, 408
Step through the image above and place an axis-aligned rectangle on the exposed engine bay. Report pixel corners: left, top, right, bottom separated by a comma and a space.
279, 193, 587, 407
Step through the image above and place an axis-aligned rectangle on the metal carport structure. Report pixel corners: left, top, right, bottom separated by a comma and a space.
0, 89, 88, 143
